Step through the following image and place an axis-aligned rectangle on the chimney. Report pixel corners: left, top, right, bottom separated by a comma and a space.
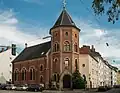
25, 43, 27, 48
91, 45, 95, 51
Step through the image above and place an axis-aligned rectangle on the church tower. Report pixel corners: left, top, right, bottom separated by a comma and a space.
49, 1, 80, 90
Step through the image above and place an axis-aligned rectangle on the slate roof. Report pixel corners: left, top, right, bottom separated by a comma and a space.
12, 41, 51, 63
50, 9, 80, 33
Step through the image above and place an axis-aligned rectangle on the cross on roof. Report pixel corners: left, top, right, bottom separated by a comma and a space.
63, 0, 66, 9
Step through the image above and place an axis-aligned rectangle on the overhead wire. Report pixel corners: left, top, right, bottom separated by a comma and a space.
79, 0, 107, 45
78, 0, 118, 63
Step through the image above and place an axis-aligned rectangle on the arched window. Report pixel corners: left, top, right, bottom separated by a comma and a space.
64, 41, 70, 52
74, 43, 78, 52
65, 32, 68, 36
75, 59, 78, 70
14, 69, 19, 81
40, 65, 43, 71
65, 58, 69, 67
53, 74, 57, 81
40, 76, 43, 83
53, 58, 57, 71
30, 67, 35, 80
53, 43, 59, 52
21, 68, 26, 81
57, 74, 60, 82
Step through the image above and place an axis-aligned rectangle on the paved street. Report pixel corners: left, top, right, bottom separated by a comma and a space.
0, 88, 120, 93
0, 90, 41, 93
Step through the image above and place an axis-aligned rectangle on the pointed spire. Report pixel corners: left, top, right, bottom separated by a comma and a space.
49, 1, 80, 34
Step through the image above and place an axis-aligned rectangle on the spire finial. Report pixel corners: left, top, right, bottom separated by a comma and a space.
63, 0, 66, 9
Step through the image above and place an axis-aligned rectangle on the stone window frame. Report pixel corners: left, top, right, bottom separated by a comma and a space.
75, 34, 77, 38
40, 64, 44, 72
40, 75, 43, 83
14, 68, 19, 81
53, 58, 58, 71
53, 58, 58, 62
21, 67, 27, 81
53, 42, 60, 52
54, 31, 58, 37
64, 57, 70, 67
74, 42, 78, 52
64, 41, 71, 52
75, 58, 78, 69
29, 66, 36, 81
65, 31, 68, 36
52, 73, 59, 82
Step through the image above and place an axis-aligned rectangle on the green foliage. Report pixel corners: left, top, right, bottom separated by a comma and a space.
92, 0, 120, 24
72, 70, 86, 89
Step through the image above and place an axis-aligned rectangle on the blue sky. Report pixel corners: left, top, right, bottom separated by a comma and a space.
0, 0, 120, 68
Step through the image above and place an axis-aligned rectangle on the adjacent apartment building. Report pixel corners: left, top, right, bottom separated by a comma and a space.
79, 45, 117, 88
117, 71, 120, 84
0, 47, 17, 84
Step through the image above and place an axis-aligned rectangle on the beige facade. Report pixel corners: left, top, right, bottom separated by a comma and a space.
117, 71, 120, 84
79, 45, 113, 88
79, 54, 99, 88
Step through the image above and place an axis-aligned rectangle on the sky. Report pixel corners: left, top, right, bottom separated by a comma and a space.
0, 0, 120, 69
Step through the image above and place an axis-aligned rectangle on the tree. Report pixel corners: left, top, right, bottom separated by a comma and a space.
72, 69, 86, 89
92, 0, 120, 24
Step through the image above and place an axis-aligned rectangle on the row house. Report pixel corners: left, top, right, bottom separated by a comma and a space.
111, 66, 118, 86
79, 45, 99, 88
117, 71, 120, 84
79, 45, 117, 88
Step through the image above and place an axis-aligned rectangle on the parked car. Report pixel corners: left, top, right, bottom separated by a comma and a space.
98, 86, 107, 92
98, 86, 111, 92
0, 84, 7, 90
6, 84, 16, 90
16, 84, 28, 91
27, 84, 44, 92
113, 85, 120, 88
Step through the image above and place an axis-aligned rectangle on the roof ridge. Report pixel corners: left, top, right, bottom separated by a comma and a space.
60, 10, 64, 25
27, 41, 51, 48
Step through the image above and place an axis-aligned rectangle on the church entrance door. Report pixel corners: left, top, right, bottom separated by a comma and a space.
63, 75, 71, 88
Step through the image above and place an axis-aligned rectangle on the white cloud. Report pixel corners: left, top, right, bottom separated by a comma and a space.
0, 8, 119, 68
4, 18, 18, 24
0, 9, 48, 48
0, 9, 18, 25
74, 17, 120, 67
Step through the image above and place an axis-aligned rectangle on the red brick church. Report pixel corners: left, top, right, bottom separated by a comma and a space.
12, 6, 80, 90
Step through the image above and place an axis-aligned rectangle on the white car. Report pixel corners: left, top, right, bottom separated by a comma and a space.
16, 84, 28, 91
6, 84, 16, 90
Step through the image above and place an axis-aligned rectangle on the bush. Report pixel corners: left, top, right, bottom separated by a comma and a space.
72, 70, 86, 89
